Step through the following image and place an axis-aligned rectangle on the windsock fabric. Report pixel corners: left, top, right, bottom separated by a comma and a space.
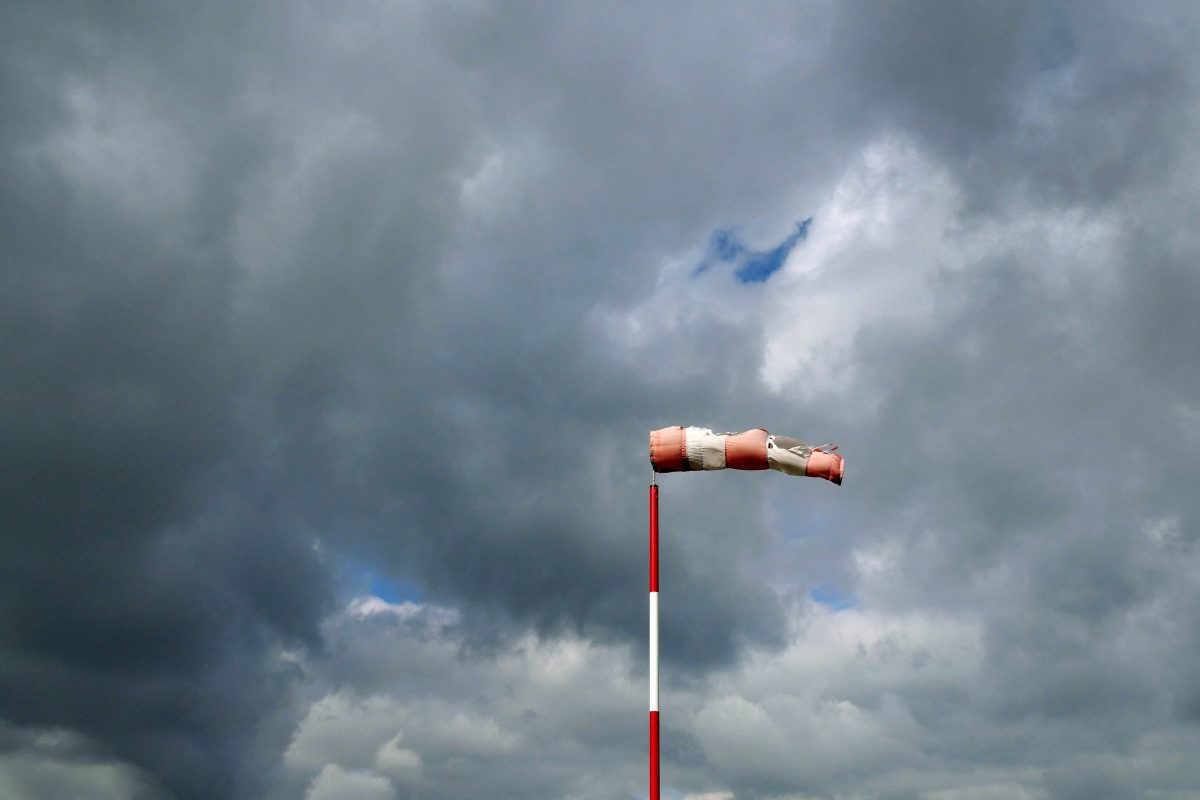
649, 426, 843, 484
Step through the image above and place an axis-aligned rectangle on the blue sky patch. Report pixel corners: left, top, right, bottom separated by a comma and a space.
696, 217, 812, 283
810, 583, 857, 611
347, 563, 422, 604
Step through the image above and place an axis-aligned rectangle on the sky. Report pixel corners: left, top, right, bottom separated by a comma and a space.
2, 2, 1200, 799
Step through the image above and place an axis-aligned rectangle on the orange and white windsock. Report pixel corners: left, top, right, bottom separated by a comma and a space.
649, 426, 844, 484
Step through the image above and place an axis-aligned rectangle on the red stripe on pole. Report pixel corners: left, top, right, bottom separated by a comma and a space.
650, 483, 660, 800
649, 484, 659, 592
650, 710, 660, 800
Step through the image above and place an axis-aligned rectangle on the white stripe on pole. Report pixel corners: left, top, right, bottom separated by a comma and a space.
649, 591, 659, 712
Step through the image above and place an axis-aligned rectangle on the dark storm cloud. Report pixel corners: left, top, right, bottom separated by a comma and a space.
1, 2, 812, 794
4, 0, 1200, 798
1, 4, 332, 797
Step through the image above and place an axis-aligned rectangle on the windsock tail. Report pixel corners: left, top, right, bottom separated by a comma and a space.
806, 449, 844, 485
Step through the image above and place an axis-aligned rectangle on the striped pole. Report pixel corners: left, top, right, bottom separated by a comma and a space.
649, 481, 660, 800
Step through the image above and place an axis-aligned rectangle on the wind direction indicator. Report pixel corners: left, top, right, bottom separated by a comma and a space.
647, 426, 844, 800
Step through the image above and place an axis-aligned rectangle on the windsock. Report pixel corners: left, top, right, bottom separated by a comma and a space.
649, 426, 843, 485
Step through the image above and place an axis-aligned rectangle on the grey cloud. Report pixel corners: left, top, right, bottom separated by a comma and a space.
0, 722, 166, 800
5, 1, 1200, 798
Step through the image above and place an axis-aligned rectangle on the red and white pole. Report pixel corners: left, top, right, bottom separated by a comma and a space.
649, 480, 660, 800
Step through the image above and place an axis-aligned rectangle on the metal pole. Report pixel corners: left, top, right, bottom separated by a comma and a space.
649, 480, 659, 800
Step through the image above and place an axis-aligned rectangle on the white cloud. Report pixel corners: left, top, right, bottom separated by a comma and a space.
304, 764, 395, 800
274, 597, 1032, 799
285, 693, 405, 772
922, 784, 1047, 800
373, 736, 422, 785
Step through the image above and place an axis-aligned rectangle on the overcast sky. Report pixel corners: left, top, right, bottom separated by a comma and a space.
3, 2, 1200, 799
